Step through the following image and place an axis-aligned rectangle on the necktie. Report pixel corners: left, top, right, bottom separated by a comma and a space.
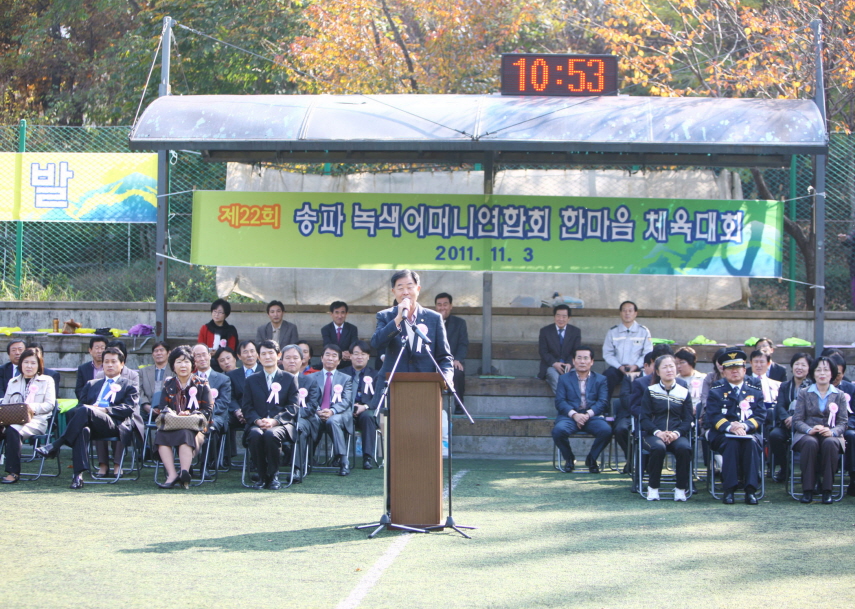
245, 367, 252, 378
266, 373, 273, 390
336, 327, 342, 343
321, 371, 332, 409
12, 365, 19, 378
98, 378, 114, 407
355, 371, 362, 402
155, 367, 164, 382
558, 330, 564, 348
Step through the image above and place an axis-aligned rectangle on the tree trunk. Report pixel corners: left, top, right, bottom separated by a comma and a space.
751, 167, 815, 309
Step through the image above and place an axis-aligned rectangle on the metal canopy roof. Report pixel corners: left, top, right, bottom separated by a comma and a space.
128, 94, 827, 167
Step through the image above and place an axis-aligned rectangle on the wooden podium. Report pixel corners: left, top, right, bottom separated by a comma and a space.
387, 372, 445, 528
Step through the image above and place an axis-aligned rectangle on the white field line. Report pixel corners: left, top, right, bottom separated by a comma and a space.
337, 469, 469, 609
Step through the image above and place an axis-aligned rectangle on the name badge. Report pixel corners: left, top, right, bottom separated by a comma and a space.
721, 408, 727, 413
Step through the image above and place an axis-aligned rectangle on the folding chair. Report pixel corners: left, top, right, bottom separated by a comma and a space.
240, 429, 308, 489
552, 433, 608, 473
706, 432, 765, 500
85, 434, 140, 484
634, 418, 695, 500
312, 425, 352, 473
4, 406, 63, 481
154, 427, 217, 487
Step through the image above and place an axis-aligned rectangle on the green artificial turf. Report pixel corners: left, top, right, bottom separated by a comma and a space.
1, 457, 853, 608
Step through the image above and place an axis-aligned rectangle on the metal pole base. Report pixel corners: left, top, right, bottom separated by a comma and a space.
355, 513, 430, 538
426, 516, 476, 539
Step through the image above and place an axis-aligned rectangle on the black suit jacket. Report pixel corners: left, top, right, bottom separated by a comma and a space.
321, 321, 359, 368
75, 361, 97, 402
241, 370, 300, 428
767, 361, 787, 383
537, 323, 581, 380
0, 362, 16, 396
80, 376, 144, 445
227, 363, 262, 413
342, 365, 381, 406
444, 315, 469, 364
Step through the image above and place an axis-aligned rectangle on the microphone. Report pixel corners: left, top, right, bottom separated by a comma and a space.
400, 304, 409, 319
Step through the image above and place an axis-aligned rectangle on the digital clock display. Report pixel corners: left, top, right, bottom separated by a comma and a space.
500, 54, 619, 97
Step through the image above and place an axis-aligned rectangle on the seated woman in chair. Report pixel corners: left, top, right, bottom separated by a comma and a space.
792, 356, 848, 504
154, 346, 212, 489
639, 354, 694, 502
768, 352, 812, 483
0, 348, 56, 484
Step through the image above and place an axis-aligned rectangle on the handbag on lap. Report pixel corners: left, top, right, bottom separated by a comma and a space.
156, 411, 207, 433
0, 402, 34, 426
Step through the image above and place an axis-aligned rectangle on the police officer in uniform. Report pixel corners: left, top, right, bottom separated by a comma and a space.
704, 348, 766, 505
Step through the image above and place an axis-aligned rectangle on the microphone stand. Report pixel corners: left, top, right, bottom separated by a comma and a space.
356, 329, 430, 538
412, 330, 475, 539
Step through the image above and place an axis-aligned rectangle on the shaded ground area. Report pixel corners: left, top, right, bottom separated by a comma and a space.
1, 458, 852, 608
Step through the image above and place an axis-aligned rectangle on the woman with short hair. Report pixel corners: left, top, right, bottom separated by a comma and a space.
154, 346, 212, 489
197, 298, 239, 352
792, 356, 848, 504
639, 354, 695, 502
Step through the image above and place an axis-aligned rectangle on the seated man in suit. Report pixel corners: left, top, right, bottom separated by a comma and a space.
74, 336, 109, 402
242, 340, 299, 489
342, 340, 381, 470
191, 343, 233, 475
321, 301, 358, 369
748, 349, 782, 431
37, 347, 141, 489
538, 304, 581, 395
0, 339, 26, 396
371, 269, 455, 399
435, 292, 469, 410
551, 346, 612, 473
310, 344, 354, 475
225, 340, 262, 465
753, 337, 787, 382
92, 339, 140, 476
256, 299, 299, 348
602, 301, 652, 398
279, 343, 321, 482
140, 341, 170, 419
705, 348, 766, 505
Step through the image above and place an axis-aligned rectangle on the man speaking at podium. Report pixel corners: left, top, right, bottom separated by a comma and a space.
371, 269, 455, 404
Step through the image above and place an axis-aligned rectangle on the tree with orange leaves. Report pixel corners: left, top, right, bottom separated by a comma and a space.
587, 0, 855, 132
283, 0, 565, 95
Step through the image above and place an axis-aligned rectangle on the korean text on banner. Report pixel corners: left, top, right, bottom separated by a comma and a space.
191, 191, 783, 277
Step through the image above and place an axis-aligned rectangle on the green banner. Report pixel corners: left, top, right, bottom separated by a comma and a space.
191, 191, 782, 277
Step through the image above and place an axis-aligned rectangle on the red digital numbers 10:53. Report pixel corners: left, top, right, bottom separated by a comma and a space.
500, 54, 618, 97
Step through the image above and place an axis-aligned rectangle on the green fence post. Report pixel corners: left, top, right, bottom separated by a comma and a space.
14, 119, 26, 299
788, 155, 796, 310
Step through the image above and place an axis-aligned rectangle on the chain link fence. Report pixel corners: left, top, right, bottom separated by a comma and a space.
0, 124, 225, 302
0, 123, 853, 310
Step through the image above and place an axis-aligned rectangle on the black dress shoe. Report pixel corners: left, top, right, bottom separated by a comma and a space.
722, 491, 735, 505
744, 492, 758, 505
363, 457, 373, 470
35, 443, 59, 459
339, 457, 350, 476
178, 469, 191, 490
622, 463, 632, 475
1, 474, 19, 484
821, 491, 833, 504
157, 479, 178, 489
253, 478, 266, 490
848, 481, 855, 497
800, 491, 813, 504
772, 468, 788, 483
563, 460, 575, 473
70, 475, 84, 489
267, 474, 281, 490
291, 469, 302, 484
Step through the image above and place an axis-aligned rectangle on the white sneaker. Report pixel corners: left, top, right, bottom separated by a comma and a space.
646, 487, 660, 501
674, 488, 687, 502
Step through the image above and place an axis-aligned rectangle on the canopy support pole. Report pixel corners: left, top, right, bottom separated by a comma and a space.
811, 19, 827, 355
155, 16, 173, 342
